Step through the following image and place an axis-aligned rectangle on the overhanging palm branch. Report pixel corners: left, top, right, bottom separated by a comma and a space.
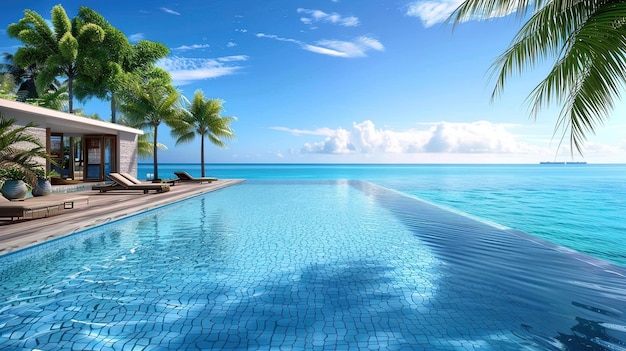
451, 0, 626, 154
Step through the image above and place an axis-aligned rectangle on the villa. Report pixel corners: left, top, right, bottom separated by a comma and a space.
0, 98, 143, 182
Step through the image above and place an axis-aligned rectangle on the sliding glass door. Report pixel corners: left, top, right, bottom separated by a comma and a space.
84, 136, 116, 181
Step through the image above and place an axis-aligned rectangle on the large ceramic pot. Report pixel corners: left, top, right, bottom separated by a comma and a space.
32, 177, 52, 197
1, 180, 28, 200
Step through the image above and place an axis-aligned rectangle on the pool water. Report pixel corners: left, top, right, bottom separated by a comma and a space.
1, 181, 625, 350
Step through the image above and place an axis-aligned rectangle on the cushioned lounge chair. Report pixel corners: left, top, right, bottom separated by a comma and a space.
120, 172, 179, 186
173, 171, 217, 184
92, 173, 170, 194
0, 194, 88, 220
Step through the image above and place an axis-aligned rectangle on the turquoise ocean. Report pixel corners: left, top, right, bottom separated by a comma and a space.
139, 163, 626, 268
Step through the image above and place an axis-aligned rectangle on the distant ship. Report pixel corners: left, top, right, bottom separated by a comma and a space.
539, 161, 587, 165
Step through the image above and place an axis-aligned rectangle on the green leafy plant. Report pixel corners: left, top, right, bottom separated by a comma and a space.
0, 114, 56, 184
34, 167, 60, 180
0, 166, 27, 181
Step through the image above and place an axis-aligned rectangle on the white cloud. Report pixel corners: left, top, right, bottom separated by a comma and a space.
297, 8, 359, 27
406, 0, 516, 27
305, 37, 384, 57
227, 42, 237, 47
256, 33, 300, 44
157, 56, 248, 85
172, 44, 210, 51
129, 33, 145, 42
273, 120, 543, 155
161, 7, 181, 16
257, 33, 383, 58
270, 126, 337, 137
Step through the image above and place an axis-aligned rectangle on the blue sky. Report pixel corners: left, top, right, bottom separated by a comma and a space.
1, 1, 625, 163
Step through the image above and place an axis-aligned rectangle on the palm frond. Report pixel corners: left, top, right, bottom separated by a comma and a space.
451, 0, 626, 154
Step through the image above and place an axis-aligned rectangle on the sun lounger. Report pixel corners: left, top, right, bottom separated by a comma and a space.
39, 193, 90, 209
92, 173, 170, 194
0, 194, 89, 220
173, 171, 218, 184
120, 172, 179, 186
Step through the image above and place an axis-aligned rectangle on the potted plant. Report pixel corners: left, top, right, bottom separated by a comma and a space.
1, 114, 57, 199
0, 167, 29, 200
32, 168, 60, 197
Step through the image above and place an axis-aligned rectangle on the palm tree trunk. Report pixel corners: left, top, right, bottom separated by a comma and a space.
200, 134, 205, 177
67, 75, 74, 114
153, 124, 159, 180
110, 97, 117, 123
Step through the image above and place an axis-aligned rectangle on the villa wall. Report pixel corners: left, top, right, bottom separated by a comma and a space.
118, 133, 139, 177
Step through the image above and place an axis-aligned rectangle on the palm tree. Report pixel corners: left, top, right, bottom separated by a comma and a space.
450, 1, 626, 153
7, 5, 105, 113
73, 6, 169, 123
173, 90, 236, 177
119, 78, 186, 180
0, 114, 53, 184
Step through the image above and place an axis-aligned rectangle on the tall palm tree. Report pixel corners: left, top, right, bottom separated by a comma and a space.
73, 6, 170, 123
451, 1, 626, 153
173, 90, 236, 177
0, 114, 53, 184
7, 5, 105, 113
119, 78, 186, 180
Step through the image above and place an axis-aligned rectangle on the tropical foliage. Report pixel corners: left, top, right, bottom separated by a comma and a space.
7, 5, 106, 113
73, 7, 169, 122
0, 52, 38, 101
451, 0, 626, 153
119, 69, 186, 179
4, 4, 237, 172
0, 73, 17, 100
174, 90, 236, 177
0, 114, 53, 184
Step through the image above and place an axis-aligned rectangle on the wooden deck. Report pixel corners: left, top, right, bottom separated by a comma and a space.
0, 179, 245, 256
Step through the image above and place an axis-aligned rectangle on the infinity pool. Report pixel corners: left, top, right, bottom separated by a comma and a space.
1, 181, 625, 350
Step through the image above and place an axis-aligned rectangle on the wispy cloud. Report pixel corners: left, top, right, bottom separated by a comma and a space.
406, 0, 517, 27
129, 33, 145, 42
157, 56, 248, 85
304, 37, 384, 58
274, 120, 542, 155
270, 126, 337, 137
257, 33, 383, 58
297, 8, 359, 27
227, 42, 237, 47
172, 44, 211, 51
160, 7, 181, 16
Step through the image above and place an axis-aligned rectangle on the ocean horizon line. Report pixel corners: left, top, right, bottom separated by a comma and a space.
138, 162, 623, 166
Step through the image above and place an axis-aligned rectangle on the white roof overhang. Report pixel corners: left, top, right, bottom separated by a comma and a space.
0, 98, 144, 136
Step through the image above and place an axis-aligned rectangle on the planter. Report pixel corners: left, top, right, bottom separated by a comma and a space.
32, 178, 52, 197
1, 180, 28, 200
